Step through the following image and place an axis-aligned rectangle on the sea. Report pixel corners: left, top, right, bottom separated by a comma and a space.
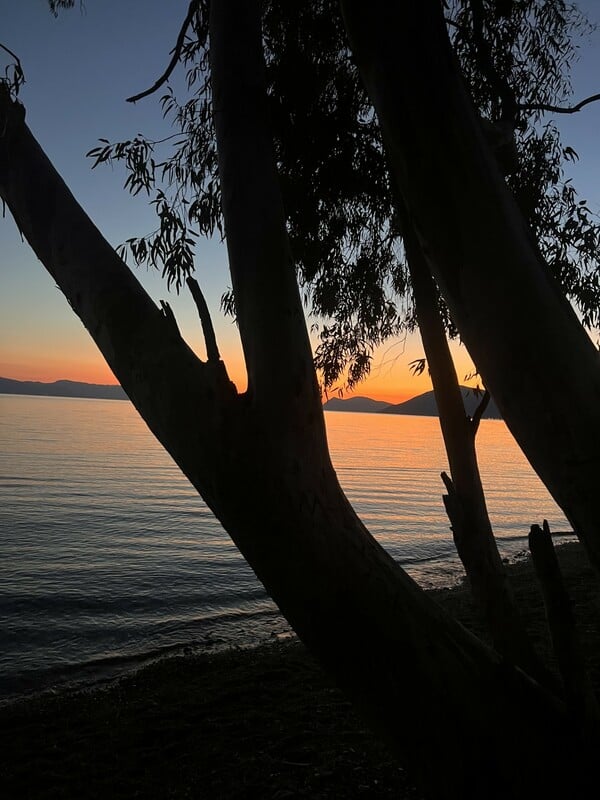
0, 394, 570, 702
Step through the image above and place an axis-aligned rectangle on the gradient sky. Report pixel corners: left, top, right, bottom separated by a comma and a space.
1, 1, 599, 403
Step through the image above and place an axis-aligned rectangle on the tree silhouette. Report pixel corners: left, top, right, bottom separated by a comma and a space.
2, 1, 600, 797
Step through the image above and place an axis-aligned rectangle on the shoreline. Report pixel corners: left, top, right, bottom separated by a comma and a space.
0, 541, 550, 708
1, 533, 575, 708
2, 542, 598, 798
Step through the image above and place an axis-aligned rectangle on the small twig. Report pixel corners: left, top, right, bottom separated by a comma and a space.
444, 17, 464, 32
0, 43, 25, 95
160, 300, 181, 336
0, 43, 23, 71
147, 133, 186, 146
0, 79, 26, 139
187, 276, 221, 363
519, 93, 600, 116
440, 470, 454, 496
471, 389, 490, 435
126, 0, 199, 103
441, 471, 462, 540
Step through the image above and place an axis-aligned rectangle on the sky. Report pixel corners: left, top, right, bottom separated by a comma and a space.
1, 1, 600, 403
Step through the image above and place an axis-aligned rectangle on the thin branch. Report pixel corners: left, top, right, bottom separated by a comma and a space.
0, 42, 25, 94
160, 300, 181, 336
519, 93, 600, 116
444, 17, 464, 32
471, 388, 490, 434
0, 42, 23, 70
147, 133, 186, 146
126, 0, 199, 103
187, 276, 221, 362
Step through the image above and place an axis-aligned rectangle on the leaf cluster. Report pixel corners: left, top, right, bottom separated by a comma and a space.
450, 0, 600, 328
48, 1, 78, 16
263, 1, 406, 389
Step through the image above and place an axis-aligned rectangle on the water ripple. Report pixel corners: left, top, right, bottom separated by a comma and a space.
0, 396, 569, 697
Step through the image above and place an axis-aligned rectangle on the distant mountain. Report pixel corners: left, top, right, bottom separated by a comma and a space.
3, 376, 499, 418
323, 386, 500, 418
323, 396, 393, 413
0, 377, 128, 401
383, 387, 500, 419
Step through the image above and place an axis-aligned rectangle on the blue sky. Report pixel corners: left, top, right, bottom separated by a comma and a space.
1, 0, 599, 399
0, 0, 247, 387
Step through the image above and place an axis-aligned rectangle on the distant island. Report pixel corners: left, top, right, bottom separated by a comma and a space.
322, 396, 391, 414
323, 387, 501, 419
1, 377, 500, 419
0, 377, 128, 401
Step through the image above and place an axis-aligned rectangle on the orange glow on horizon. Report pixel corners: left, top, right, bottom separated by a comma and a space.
2, 326, 477, 404
0, 359, 119, 386
0, 350, 250, 393
323, 380, 423, 406
3, 355, 424, 402
323, 336, 479, 406
1, 352, 474, 404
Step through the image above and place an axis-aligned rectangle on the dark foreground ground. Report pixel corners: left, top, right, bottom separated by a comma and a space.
1, 543, 599, 799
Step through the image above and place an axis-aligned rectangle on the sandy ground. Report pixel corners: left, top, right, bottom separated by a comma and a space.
1, 543, 599, 799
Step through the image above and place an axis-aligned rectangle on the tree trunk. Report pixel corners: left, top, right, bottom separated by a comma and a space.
341, 0, 600, 572
403, 218, 547, 683
0, 3, 596, 796
530, 522, 599, 724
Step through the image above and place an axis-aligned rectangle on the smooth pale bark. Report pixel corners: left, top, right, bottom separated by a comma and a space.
341, 0, 600, 571
0, 3, 596, 796
403, 219, 547, 683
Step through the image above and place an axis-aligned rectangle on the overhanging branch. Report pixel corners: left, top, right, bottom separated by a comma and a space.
126, 0, 200, 103
519, 93, 600, 116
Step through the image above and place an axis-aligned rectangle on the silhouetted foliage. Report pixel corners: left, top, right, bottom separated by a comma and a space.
0, 4, 598, 797
48, 0, 78, 16
83, 0, 600, 393
450, 0, 600, 328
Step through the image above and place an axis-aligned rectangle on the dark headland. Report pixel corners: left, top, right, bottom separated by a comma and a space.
0, 376, 127, 401
323, 386, 501, 418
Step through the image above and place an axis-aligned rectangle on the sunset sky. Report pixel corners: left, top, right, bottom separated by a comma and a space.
1, 0, 600, 403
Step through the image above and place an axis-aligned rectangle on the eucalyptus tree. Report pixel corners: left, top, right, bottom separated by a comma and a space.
85, 0, 600, 672
2, 1, 600, 797
341, 0, 600, 571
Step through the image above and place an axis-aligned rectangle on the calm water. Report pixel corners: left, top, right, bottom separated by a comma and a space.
0, 394, 569, 699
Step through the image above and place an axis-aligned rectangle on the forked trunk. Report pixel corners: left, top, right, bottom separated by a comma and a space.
403, 219, 547, 683
341, 0, 600, 571
0, 2, 597, 796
